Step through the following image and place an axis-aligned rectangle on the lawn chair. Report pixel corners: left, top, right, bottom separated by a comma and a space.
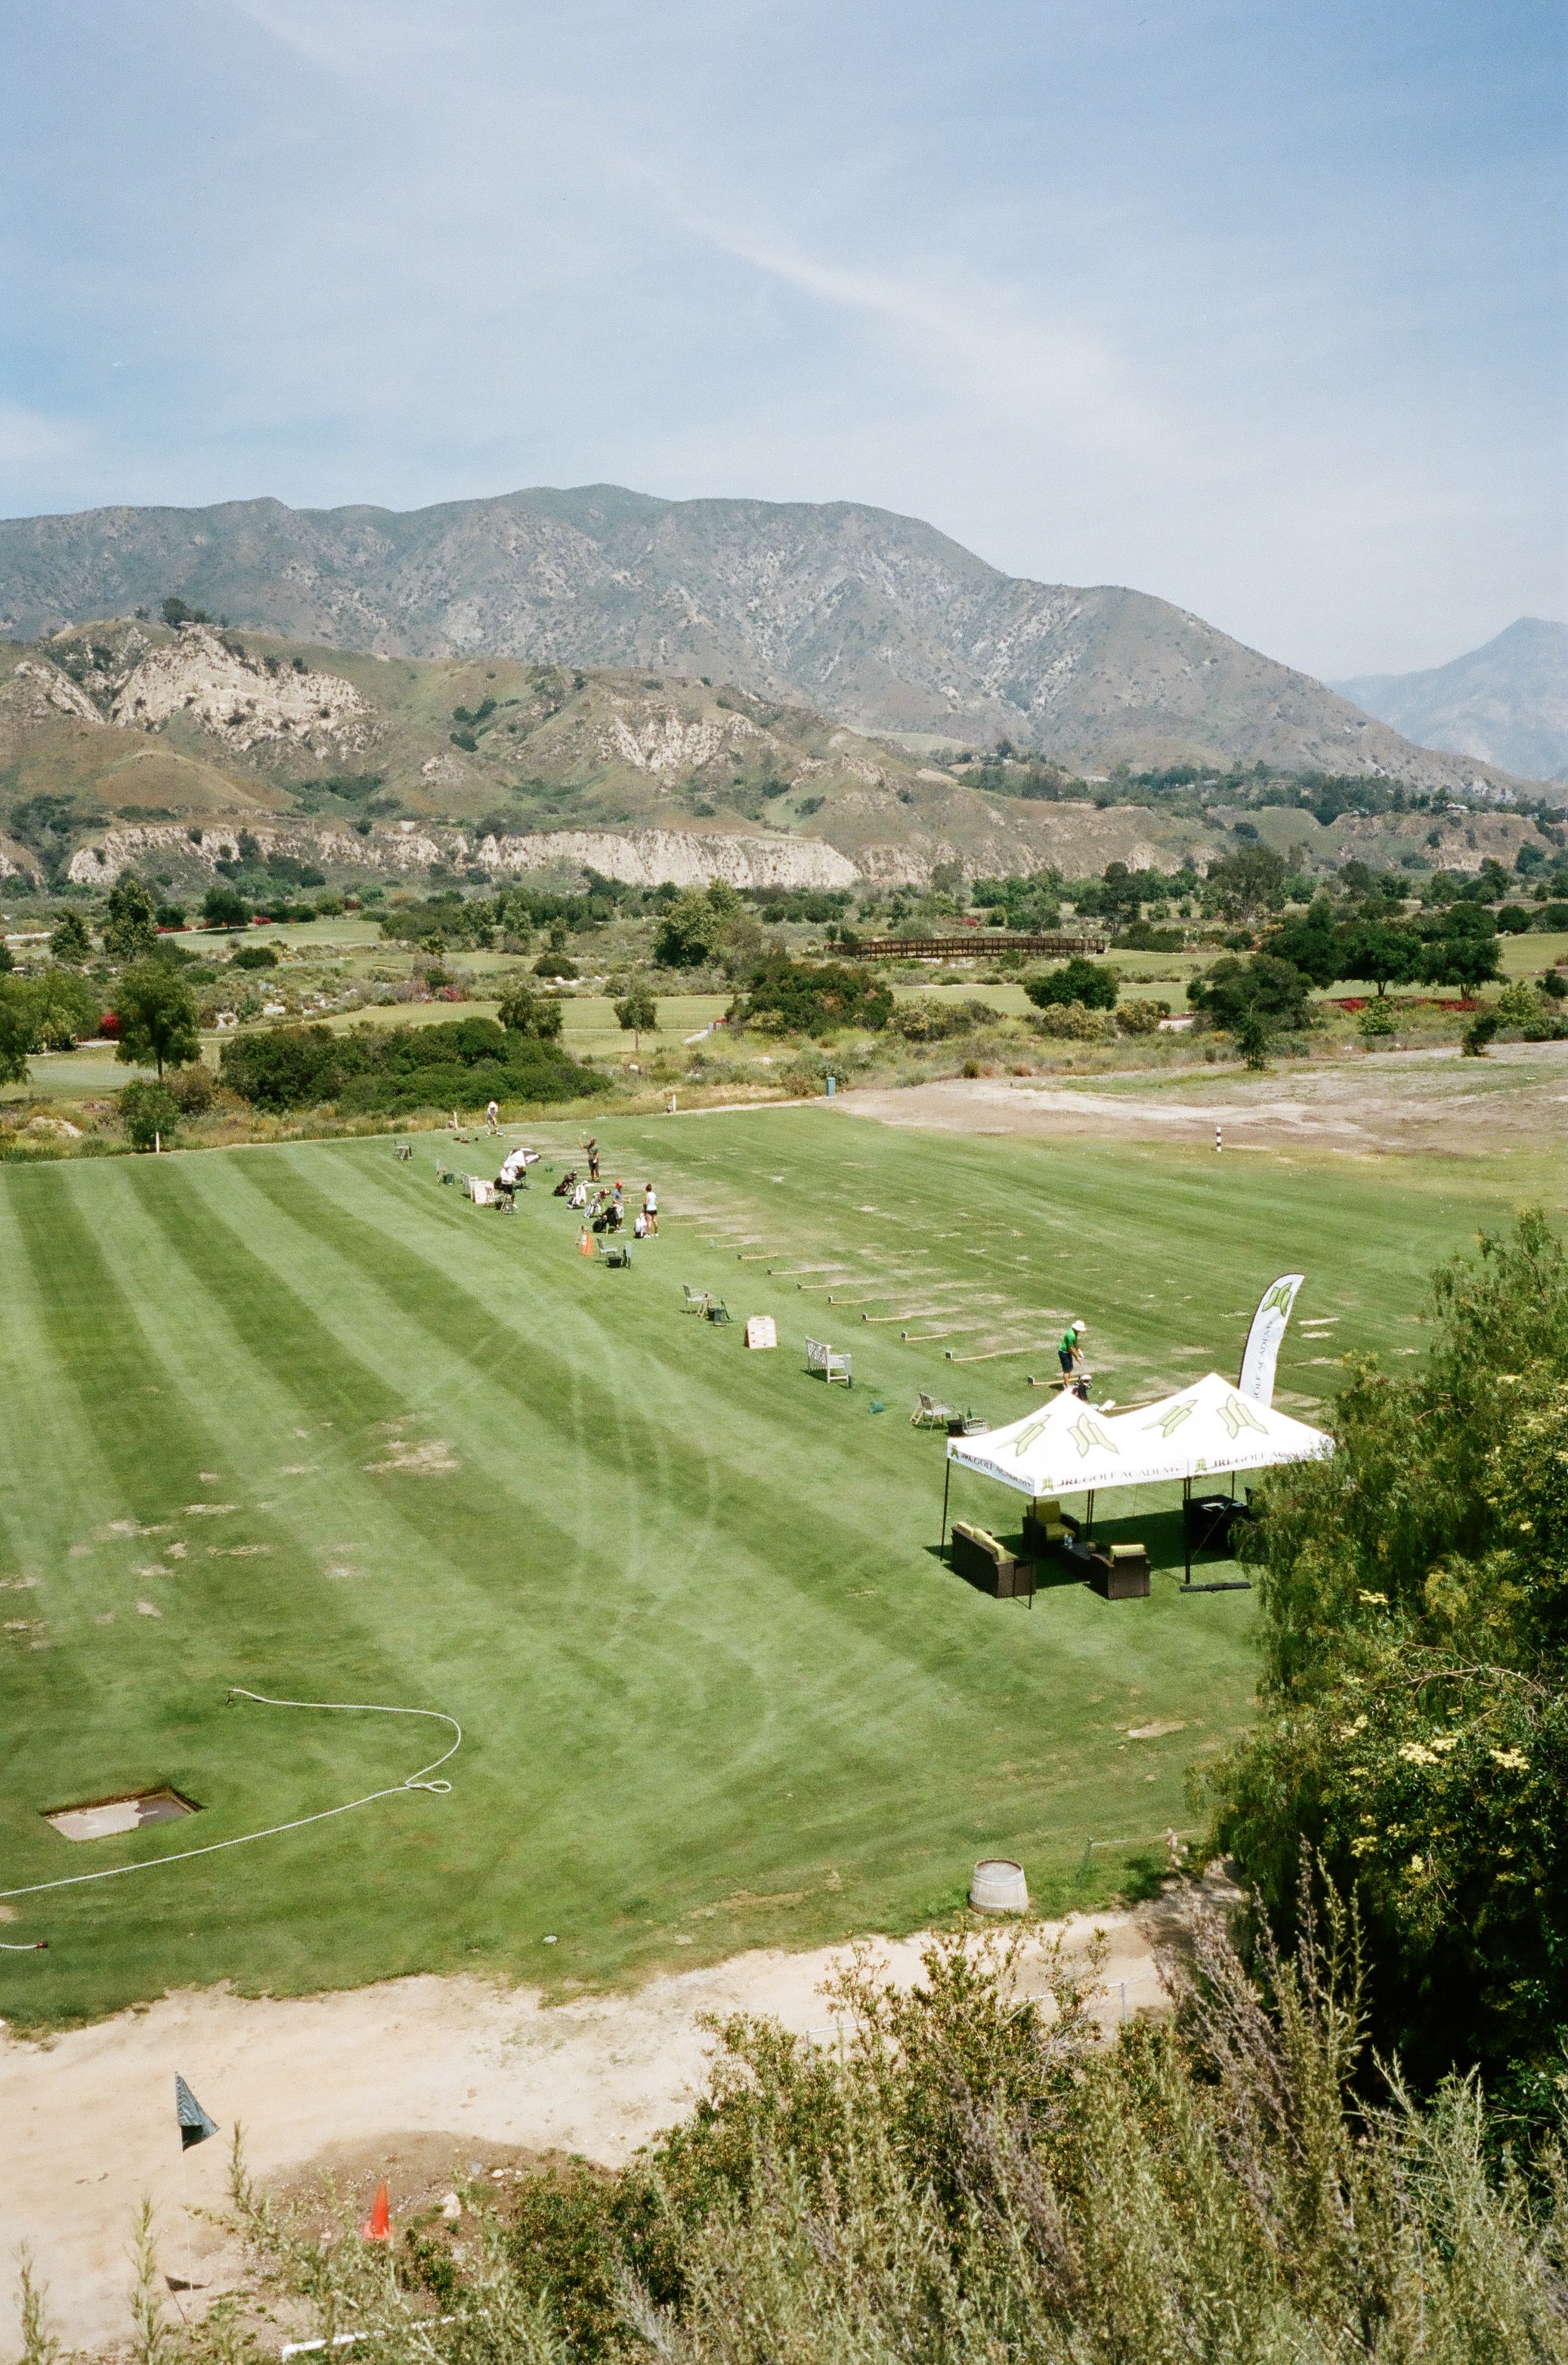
395, 1141, 413, 1162
806, 1337, 852, 1385
911, 1390, 960, 1429
705, 1298, 732, 1325
605, 1241, 632, 1269
682, 1285, 713, 1315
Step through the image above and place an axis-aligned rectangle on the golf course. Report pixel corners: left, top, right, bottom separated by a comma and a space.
0, 1105, 1558, 2026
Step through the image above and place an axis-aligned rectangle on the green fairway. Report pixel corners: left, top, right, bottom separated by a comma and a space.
0, 1111, 1554, 2026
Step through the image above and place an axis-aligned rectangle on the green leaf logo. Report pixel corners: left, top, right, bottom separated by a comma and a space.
1218, 1393, 1268, 1438
1069, 1414, 1118, 1459
1143, 1401, 1195, 1438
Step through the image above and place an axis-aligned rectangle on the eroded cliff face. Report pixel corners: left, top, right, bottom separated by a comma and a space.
65, 819, 862, 891
111, 627, 371, 756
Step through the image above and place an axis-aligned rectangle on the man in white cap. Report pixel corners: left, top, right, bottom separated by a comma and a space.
1057, 1320, 1087, 1386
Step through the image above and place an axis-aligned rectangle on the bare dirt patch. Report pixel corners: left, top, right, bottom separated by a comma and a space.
0, 1906, 1180, 2351
837, 1040, 1568, 1160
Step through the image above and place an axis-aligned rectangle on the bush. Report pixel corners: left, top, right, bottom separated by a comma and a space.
219, 1016, 606, 1114
1114, 998, 1170, 1034
1358, 997, 1398, 1037
231, 944, 278, 970
165, 1063, 215, 1114
1031, 1001, 1112, 1040
1495, 903, 1534, 933
1535, 900, 1568, 929
497, 982, 564, 1040
533, 954, 579, 980
1461, 1010, 1499, 1056
118, 1079, 180, 1149
732, 954, 894, 1037
1025, 956, 1118, 1012
892, 995, 996, 1040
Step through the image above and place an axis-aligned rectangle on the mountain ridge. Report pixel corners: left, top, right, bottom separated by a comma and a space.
0, 484, 1543, 796
1334, 618, 1568, 784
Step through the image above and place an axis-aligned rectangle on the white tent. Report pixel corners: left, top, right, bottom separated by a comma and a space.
946, 1369, 1331, 1500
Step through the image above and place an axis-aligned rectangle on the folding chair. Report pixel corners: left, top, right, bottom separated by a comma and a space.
911, 1390, 960, 1428
682, 1285, 713, 1314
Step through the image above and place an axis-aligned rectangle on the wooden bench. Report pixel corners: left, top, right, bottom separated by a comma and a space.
949, 1521, 1036, 1601
806, 1337, 852, 1385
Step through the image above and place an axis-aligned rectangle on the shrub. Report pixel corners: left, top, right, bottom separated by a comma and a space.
49, 910, 91, 963
1358, 997, 1398, 1037
1114, 998, 1170, 1034
1025, 957, 1118, 1012
533, 954, 579, 980
202, 884, 250, 931
165, 1063, 215, 1114
1461, 1010, 1499, 1056
1495, 903, 1534, 933
118, 1079, 181, 1149
220, 1023, 348, 1110
1031, 1001, 1112, 1040
1536, 901, 1568, 930
219, 1016, 605, 1114
231, 944, 278, 970
1189, 952, 1313, 1038
497, 982, 564, 1040
892, 995, 996, 1040
732, 954, 894, 1037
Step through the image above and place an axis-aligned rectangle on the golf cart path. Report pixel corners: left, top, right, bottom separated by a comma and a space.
0, 1907, 1170, 2350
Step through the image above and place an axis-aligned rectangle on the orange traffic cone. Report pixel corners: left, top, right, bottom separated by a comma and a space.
361, 2181, 391, 2241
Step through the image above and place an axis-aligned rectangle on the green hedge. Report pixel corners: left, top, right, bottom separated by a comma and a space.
220, 1017, 607, 1114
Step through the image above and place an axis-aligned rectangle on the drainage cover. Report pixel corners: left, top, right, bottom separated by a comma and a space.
44, 1788, 199, 1842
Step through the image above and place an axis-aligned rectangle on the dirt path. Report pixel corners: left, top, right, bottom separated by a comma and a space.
0, 1909, 1170, 2352
835, 1040, 1568, 1158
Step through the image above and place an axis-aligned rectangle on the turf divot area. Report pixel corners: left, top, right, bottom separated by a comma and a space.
0, 1110, 1551, 2024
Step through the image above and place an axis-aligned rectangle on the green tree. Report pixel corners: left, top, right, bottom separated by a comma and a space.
28, 965, 100, 1049
1340, 920, 1424, 997
614, 985, 657, 1053
1209, 1211, 1568, 2098
48, 910, 91, 964
1189, 952, 1313, 1041
113, 962, 200, 1080
0, 979, 38, 1084
654, 882, 748, 969
202, 884, 250, 932
1025, 956, 1118, 1012
496, 982, 564, 1040
118, 1078, 181, 1150
1204, 842, 1288, 920
1421, 926, 1503, 994
101, 874, 159, 961
1265, 898, 1343, 988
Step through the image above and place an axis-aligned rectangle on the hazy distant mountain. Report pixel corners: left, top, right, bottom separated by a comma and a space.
0, 484, 1536, 792
1335, 619, 1568, 784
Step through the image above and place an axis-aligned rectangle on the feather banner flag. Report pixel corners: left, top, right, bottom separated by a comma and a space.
175, 2074, 220, 2150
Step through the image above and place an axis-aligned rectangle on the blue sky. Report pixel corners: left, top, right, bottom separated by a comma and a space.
2, 0, 1563, 675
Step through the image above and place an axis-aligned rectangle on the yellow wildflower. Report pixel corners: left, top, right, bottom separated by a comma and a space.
1399, 1742, 1437, 1766
1357, 1591, 1389, 1607
1489, 1747, 1528, 1772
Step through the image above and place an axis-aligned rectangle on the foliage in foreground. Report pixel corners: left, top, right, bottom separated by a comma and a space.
1211, 1211, 1568, 2104
35, 1906, 1567, 2363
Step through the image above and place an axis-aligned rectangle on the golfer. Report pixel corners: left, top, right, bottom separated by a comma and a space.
485, 1100, 499, 1136
642, 1182, 658, 1235
585, 1136, 601, 1181
1058, 1321, 1087, 1383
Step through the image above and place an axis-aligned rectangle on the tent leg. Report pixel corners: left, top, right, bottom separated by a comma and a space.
1183, 1477, 1191, 1591
939, 1457, 951, 1560
1086, 1489, 1095, 1546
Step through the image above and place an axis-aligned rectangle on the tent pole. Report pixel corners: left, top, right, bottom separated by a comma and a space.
1087, 1489, 1095, 1546
939, 1455, 951, 1559
1183, 1477, 1191, 1589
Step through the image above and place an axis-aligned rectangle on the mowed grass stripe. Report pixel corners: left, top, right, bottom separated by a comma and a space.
159, 1150, 1002, 1887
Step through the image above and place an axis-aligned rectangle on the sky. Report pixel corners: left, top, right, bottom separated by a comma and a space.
1, 0, 1563, 678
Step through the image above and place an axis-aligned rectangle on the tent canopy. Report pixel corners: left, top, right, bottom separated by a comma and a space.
947, 1371, 1331, 1500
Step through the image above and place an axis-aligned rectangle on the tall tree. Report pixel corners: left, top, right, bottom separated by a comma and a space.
114, 962, 200, 1080
49, 910, 91, 964
614, 985, 657, 1053
101, 875, 159, 961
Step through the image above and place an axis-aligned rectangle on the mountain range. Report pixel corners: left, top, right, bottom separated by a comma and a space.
0, 484, 1542, 796
1334, 618, 1568, 784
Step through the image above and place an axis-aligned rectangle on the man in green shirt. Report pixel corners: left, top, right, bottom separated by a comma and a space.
1058, 1321, 1087, 1383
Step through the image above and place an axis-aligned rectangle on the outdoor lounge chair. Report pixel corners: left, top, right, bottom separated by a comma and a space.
682, 1285, 713, 1314
911, 1390, 960, 1428
1088, 1543, 1151, 1601
1022, 1498, 1079, 1559
949, 1520, 1036, 1602
806, 1337, 852, 1384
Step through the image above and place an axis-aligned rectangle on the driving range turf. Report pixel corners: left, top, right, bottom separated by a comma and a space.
1, 1109, 1558, 2025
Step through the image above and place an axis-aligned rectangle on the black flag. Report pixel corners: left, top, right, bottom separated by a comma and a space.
175, 2074, 219, 2150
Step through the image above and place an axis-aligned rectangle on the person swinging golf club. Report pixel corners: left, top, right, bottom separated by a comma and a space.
1058, 1320, 1087, 1387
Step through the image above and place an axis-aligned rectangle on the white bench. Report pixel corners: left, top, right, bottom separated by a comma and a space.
806, 1337, 852, 1386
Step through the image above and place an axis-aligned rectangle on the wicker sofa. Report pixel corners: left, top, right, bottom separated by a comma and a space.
949, 1520, 1037, 1601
